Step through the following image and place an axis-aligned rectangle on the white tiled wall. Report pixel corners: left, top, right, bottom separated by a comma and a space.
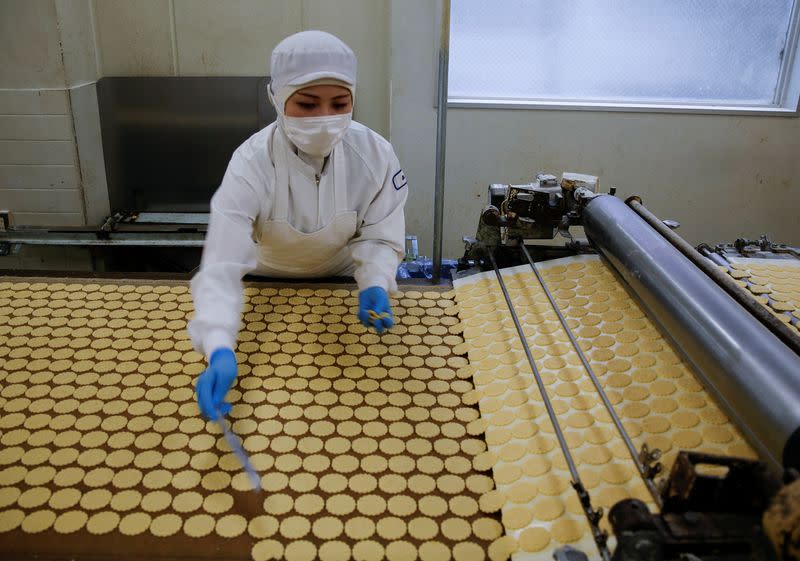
0, 99, 85, 222
0, 86, 91, 269
0, 1, 86, 231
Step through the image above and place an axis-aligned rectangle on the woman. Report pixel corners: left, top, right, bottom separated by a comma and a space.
189, 31, 408, 420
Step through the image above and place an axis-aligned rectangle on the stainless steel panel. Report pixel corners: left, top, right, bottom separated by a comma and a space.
97, 77, 275, 213
134, 212, 209, 224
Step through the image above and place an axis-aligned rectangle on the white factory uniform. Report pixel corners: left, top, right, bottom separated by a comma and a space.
188, 86, 407, 357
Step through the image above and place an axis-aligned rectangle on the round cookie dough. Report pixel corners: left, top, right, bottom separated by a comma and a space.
503, 507, 534, 530
0, 509, 25, 533
216, 514, 247, 538
376, 516, 406, 540
80, 489, 112, 511
53, 510, 88, 534
551, 517, 584, 543
311, 516, 343, 540
109, 489, 142, 512
86, 511, 120, 535
344, 516, 376, 540
251, 539, 284, 561
18, 487, 52, 509
172, 491, 203, 513
184, 514, 216, 538
283, 540, 317, 561
21, 510, 57, 534
453, 543, 485, 561
472, 517, 503, 541
141, 490, 172, 513
488, 536, 518, 561
119, 512, 152, 536
203, 492, 234, 514
519, 526, 551, 552
151, 513, 183, 537
385, 541, 417, 561
249, 515, 280, 539
534, 497, 565, 521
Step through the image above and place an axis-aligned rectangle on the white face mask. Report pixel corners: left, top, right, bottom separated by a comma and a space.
282, 113, 352, 157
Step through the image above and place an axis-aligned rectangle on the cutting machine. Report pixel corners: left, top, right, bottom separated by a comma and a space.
460, 172, 800, 561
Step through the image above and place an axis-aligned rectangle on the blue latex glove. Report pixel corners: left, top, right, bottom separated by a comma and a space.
358, 286, 394, 334
196, 348, 237, 420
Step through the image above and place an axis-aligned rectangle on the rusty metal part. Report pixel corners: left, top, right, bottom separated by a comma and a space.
480, 204, 514, 227
639, 443, 664, 482
661, 452, 781, 514
610, 500, 778, 561
734, 236, 800, 258
764, 478, 800, 561
610, 452, 782, 561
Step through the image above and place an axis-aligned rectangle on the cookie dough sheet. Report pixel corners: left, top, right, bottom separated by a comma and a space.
0, 279, 502, 561
725, 257, 800, 331
453, 255, 754, 561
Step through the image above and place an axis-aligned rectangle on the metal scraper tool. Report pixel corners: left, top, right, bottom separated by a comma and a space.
216, 413, 261, 492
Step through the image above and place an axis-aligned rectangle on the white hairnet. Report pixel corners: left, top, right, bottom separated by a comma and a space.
269, 30, 357, 113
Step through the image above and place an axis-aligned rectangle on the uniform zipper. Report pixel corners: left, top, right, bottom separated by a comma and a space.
315, 174, 320, 187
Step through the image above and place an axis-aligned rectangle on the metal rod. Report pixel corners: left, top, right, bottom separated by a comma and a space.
774, 0, 800, 107
431, 0, 450, 283
486, 247, 610, 560
628, 198, 800, 358
697, 244, 729, 267
583, 194, 800, 471
0, 234, 205, 247
217, 416, 261, 492
519, 243, 663, 508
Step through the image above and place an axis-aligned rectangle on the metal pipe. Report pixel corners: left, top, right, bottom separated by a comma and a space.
628, 198, 800, 357
431, 0, 450, 283
697, 244, 729, 267
582, 194, 800, 471
486, 247, 609, 560
0, 233, 205, 247
519, 244, 663, 508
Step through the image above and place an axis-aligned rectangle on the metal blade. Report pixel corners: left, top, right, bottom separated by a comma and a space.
217, 415, 260, 492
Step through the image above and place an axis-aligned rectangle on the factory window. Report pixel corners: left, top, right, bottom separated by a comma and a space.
448, 0, 800, 114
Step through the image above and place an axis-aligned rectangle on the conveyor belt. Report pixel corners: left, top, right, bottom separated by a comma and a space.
453, 255, 755, 560
0, 278, 504, 561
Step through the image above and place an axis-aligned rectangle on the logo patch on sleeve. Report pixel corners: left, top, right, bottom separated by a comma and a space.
392, 170, 408, 190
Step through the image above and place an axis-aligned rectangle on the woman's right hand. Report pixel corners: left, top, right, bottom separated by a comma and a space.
196, 348, 238, 420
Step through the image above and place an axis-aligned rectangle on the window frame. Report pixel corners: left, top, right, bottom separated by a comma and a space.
446, 0, 800, 117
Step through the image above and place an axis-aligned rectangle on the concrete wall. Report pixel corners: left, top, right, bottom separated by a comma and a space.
391, 0, 800, 258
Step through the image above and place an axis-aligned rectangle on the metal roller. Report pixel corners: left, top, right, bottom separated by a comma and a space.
581, 194, 800, 472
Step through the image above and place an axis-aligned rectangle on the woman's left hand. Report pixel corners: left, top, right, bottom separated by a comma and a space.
358, 287, 394, 334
